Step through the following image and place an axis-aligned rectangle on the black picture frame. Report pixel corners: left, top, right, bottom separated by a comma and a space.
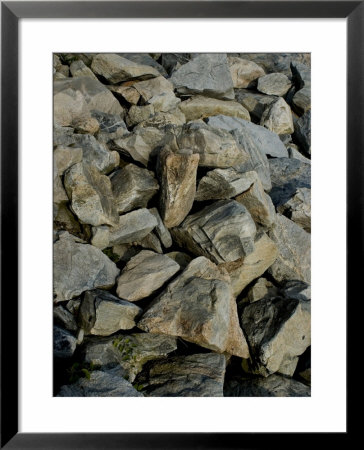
1, 1, 358, 448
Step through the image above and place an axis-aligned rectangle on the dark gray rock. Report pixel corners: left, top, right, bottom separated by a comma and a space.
54, 305, 78, 332
160, 53, 191, 75
91, 110, 129, 143
117, 53, 167, 76
54, 326, 77, 359
294, 110, 311, 155
149, 208, 173, 248
234, 89, 275, 122
277, 187, 311, 232
237, 53, 310, 77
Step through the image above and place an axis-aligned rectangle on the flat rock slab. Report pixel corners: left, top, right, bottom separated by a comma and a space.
136, 353, 227, 397
138, 256, 249, 358
108, 209, 158, 246
54, 326, 77, 359
241, 296, 311, 376
149, 208, 173, 248
53, 232, 119, 302
57, 370, 143, 397
228, 57, 265, 88
277, 187, 311, 232
257, 72, 292, 96
170, 53, 234, 100
116, 250, 180, 302
172, 200, 256, 264
268, 214, 311, 284
260, 97, 294, 135
78, 290, 142, 336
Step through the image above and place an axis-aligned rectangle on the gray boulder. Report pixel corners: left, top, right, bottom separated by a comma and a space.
257, 73, 292, 96
54, 305, 78, 332
277, 187, 311, 232
234, 89, 275, 122
294, 110, 311, 155
108, 209, 158, 246
54, 326, 77, 359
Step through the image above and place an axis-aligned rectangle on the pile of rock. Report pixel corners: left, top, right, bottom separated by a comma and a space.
53, 53, 311, 397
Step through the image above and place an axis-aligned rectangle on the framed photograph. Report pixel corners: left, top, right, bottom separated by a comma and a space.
1, 1, 357, 448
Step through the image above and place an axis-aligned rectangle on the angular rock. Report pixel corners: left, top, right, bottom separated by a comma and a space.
108, 83, 141, 105
269, 157, 311, 206
91, 53, 159, 83
257, 72, 292, 96
238, 53, 310, 77
54, 146, 83, 176
91, 226, 110, 249
294, 110, 311, 155
291, 61, 311, 89
108, 209, 158, 246
114, 133, 153, 167
292, 86, 311, 115
53, 232, 119, 302
260, 97, 294, 135
179, 96, 250, 122
70, 59, 98, 79
91, 110, 129, 143
83, 333, 177, 383
287, 145, 311, 165
117, 53, 167, 76
234, 89, 275, 122
158, 148, 199, 228
116, 250, 180, 302
66, 298, 81, 316
277, 187, 311, 232
54, 326, 77, 359
53, 163, 68, 206
170, 53, 234, 100
54, 305, 78, 332
138, 256, 249, 358
224, 374, 310, 397
268, 214, 311, 284
177, 122, 249, 168
148, 91, 181, 113
241, 296, 311, 376
72, 116, 100, 135
111, 164, 159, 214
165, 251, 192, 270
195, 168, 257, 201
149, 208, 172, 248
160, 53, 190, 75
53, 125, 76, 148
136, 353, 226, 397
133, 75, 174, 102
220, 232, 278, 297
283, 280, 311, 302
136, 108, 186, 130
246, 278, 278, 303
53, 203, 82, 237
78, 290, 142, 336
64, 162, 118, 226
134, 232, 163, 254
57, 370, 143, 397
126, 104, 155, 127
227, 57, 265, 88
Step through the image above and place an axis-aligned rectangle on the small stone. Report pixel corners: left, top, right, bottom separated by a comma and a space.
54, 326, 77, 359
277, 187, 311, 232
292, 86, 311, 115
246, 278, 278, 303
54, 305, 78, 332
91, 226, 110, 249
108, 209, 158, 246
228, 57, 265, 88
179, 96, 250, 122
149, 208, 173, 248
257, 73, 292, 96
108, 84, 141, 105
260, 97, 294, 135
133, 75, 174, 102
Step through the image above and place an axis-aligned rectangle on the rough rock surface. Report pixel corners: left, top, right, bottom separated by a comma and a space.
228, 57, 265, 88
149, 208, 173, 248
108, 209, 158, 246
277, 187, 311, 232
54, 326, 77, 358
294, 110, 311, 155
54, 305, 78, 332
116, 250, 180, 302
234, 89, 275, 122
260, 97, 294, 135
257, 73, 292, 96
138, 257, 249, 358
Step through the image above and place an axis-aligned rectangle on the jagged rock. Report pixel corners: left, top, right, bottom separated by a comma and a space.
257, 73, 292, 96
246, 278, 278, 303
294, 110, 311, 155
78, 290, 142, 336
172, 200, 256, 264
292, 87, 311, 115
238, 53, 310, 77
91, 53, 159, 83
158, 148, 199, 228
268, 214, 311, 284
111, 164, 159, 214
134, 232, 163, 254
71, 134, 119, 174
179, 96, 250, 122
160, 53, 190, 75
195, 168, 256, 201
133, 76, 174, 101
234, 89, 275, 121
149, 208, 172, 248
287, 145, 311, 164
277, 187, 311, 232
54, 305, 78, 332
53, 232, 119, 302
57, 370, 143, 397
220, 232, 278, 297
283, 280, 311, 301
114, 133, 153, 167
72, 116, 100, 135
83, 333, 177, 382
117, 53, 167, 76
108, 209, 157, 246
126, 104, 155, 127
165, 251, 192, 270
53, 203, 82, 237
138, 257, 249, 358
70, 60, 98, 79
269, 157, 311, 206
64, 162, 118, 226
227, 57, 265, 88
66, 299, 81, 315
177, 122, 249, 168
54, 326, 77, 358
136, 108, 186, 130
108, 83, 141, 105
54, 147, 83, 176
91, 111, 129, 143
260, 97, 294, 135
148, 91, 181, 113
136, 353, 227, 397
53, 125, 76, 147
224, 374, 310, 397
170, 53, 234, 100
241, 296, 311, 376
235, 173, 276, 228
116, 250, 180, 301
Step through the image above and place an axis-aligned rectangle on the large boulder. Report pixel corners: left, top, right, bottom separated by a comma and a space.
179, 96, 250, 122
260, 97, 294, 135
227, 56, 265, 88
257, 72, 292, 96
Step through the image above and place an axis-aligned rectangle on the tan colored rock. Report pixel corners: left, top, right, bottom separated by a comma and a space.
246, 277, 278, 303
228, 57, 265, 88
114, 133, 153, 167
257, 72, 292, 96
133, 76, 174, 101
260, 97, 294, 135
70, 60, 98, 80
126, 104, 155, 127
108, 84, 140, 105
235, 89, 275, 121
136, 108, 186, 130
72, 116, 100, 135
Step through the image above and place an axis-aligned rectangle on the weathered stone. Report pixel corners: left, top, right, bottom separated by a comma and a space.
64, 162, 118, 226
172, 200, 256, 264
260, 97, 294, 135
72, 116, 100, 135
246, 278, 278, 303
136, 108, 186, 130
160, 53, 191, 75
126, 104, 155, 127
179, 96, 250, 122
158, 148, 199, 228
220, 232, 278, 297
53, 125, 76, 147
54, 326, 77, 358
108, 84, 141, 105
138, 257, 249, 358
224, 374, 310, 397
116, 250, 180, 302
54, 305, 78, 332
235, 173, 276, 228
292, 87, 311, 115
277, 187, 311, 232
91, 110, 129, 143
170, 53, 235, 100
196, 168, 256, 201
91, 226, 110, 249
108, 209, 158, 246
111, 164, 159, 214
54, 147, 83, 176
91, 53, 159, 83
114, 133, 153, 167
238, 53, 310, 77
177, 122, 249, 168
117, 53, 167, 76
234, 89, 276, 122
287, 145, 311, 164
136, 353, 226, 397
241, 296, 311, 376
257, 73, 292, 96
269, 157, 311, 206
133, 76, 174, 101
294, 110, 311, 155
53, 232, 119, 302
70, 59, 98, 79
78, 290, 142, 336
57, 370, 143, 397
149, 208, 172, 248
148, 91, 181, 113
133, 232, 163, 254
53, 203, 82, 237
66, 298, 81, 315
228, 57, 265, 88
165, 251, 192, 270
83, 333, 177, 383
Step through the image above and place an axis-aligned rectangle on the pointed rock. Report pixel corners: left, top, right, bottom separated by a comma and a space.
228, 57, 265, 88
260, 97, 294, 135
277, 187, 311, 232
149, 208, 173, 248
